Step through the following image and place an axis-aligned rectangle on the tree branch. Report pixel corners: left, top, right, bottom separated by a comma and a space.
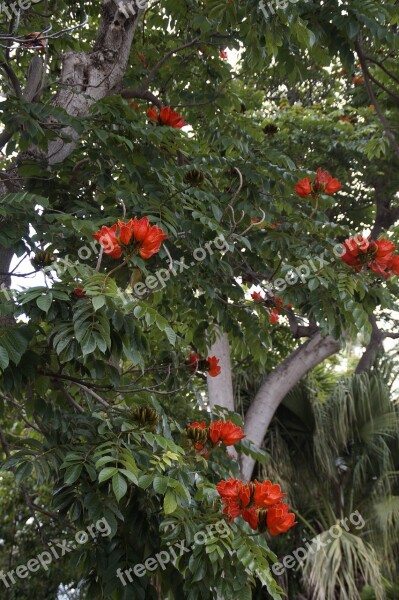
241, 332, 341, 479
355, 39, 399, 161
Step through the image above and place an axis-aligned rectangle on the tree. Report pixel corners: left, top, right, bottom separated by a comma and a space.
1, 0, 399, 598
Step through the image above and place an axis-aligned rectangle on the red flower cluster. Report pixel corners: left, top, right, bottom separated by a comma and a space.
147, 105, 186, 128
341, 236, 399, 279
219, 48, 228, 60
189, 354, 221, 377
186, 420, 245, 453
93, 217, 168, 260
338, 116, 351, 123
217, 478, 296, 536
209, 420, 246, 446
251, 292, 292, 324
295, 168, 342, 199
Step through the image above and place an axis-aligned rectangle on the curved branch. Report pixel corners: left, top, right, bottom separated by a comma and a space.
241, 332, 341, 479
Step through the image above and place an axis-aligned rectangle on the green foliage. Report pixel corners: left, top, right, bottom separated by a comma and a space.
1, 0, 399, 598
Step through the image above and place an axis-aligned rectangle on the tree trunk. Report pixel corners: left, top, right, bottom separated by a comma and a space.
207, 330, 235, 413
207, 330, 237, 459
240, 333, 341, 480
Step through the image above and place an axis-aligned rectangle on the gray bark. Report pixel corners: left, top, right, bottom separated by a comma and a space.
240, 333, 341, 480
207, 330, 237, 459
207, 331, 235, 413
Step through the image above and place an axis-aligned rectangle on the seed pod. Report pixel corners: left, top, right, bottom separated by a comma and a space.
184, 169, 205, 187
131, 406, 160, 431
263, 124, 278, 136
185, 425, 208, 447
31, 251, 55, 270
257, 508, 268, 533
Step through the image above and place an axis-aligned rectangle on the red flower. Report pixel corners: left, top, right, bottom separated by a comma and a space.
93, 224, 123, 259
374, 239, 396, 263
216, 479, 242, 499
253, 480, 286, 508
251, 291, 264, 302
369, 239, 398, 277
269, 309, 280, 325
147, 105, 186, 128
129, 100, 140, 110
118, 219, 135, 245
341, 236, 369, 268
73, 287, 88, 299
353, 75, 364, 86
242, 507, 259, 530
189, 354, 221, 377
390, 254, 399, 275
338, 116, 351, 123
217, 479, 252, 520
189, 354, 200, 370
189, 421, 206, 430
209, 420, 246, 446
222, 499, 243, 520
130, 216, 168, 259
342, 236, 399, 278
93, 218, 168, 260
266, 503, 297, 536
295, 177, 312, 198
219, 48, 228, 60
296, 169, 341, 199
314, 168, 342, 195
207, 356, 221, 377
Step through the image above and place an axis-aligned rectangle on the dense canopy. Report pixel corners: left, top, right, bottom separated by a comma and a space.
0, 0, 399, 599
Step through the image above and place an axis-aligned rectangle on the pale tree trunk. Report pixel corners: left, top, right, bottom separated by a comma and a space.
207, 330, 236, 459
0, 0, 144, 291
207, 330, 235, 413
240, 333, 340, 480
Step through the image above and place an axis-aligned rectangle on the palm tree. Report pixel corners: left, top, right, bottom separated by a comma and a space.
258, 368, 399, 600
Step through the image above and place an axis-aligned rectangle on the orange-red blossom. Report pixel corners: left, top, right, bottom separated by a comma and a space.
341, 235, 399, 279
186, 420, 245, 454
147, 105, 186, 128
189, 354, 221, 377
251, 292, 293, 325
93, 217, 168, 260
217, 478, 296, 536
295, 168, 342, 199
209, 420, 246, 446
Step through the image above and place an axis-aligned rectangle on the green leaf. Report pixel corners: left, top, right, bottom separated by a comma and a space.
164, 490, 178, 514
15, 462, 33, 483
36, 293, 53, 313
64, 464, 83, 485
92, 295, 106, 311
112, 472, 128, 502
98, 467, 118, 483
153, 476, 169, 494
0, 347, 9, 371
